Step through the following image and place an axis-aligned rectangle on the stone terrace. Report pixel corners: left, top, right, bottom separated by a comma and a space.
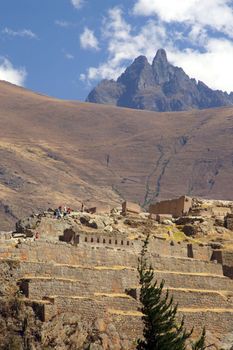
0, 231, 233, 347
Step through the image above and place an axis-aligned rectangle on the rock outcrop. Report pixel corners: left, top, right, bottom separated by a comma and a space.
86, 49, 233, 112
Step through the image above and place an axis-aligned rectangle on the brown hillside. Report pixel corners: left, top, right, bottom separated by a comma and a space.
0, 80, 233, 230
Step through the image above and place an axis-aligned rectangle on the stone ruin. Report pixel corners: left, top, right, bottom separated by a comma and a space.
149, 195, 233, 219
0, 195, 233, 349
149, 195, 193, 217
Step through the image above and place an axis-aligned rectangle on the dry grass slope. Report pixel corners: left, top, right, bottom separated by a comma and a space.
1, 80, 233, 229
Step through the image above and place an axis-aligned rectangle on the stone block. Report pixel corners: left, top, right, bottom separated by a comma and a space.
86, 204, 110, 215
175, 216, 204, 225
225, 216, 233, 231
189, 208, 212, 217
125, 287, 233, 309
155, 271, 233, 291
121, 201, 141, 215
211, 207, 231, 217
214, 217, 225, 227
155, 214, 173, 223
178, 310, 233, 338
62, 228, 76, 243
149, 213, 158, 221
183, 225, 198, 237
149, 195, 192, 218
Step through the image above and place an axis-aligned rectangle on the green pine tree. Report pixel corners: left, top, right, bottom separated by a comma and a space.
191, 328, 206, 350
137, 234, 206, 350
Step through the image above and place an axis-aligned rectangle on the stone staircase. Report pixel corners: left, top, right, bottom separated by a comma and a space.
1, 238, 233, 344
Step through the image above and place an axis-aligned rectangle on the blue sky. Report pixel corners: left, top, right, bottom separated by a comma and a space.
0, 0, 233, 101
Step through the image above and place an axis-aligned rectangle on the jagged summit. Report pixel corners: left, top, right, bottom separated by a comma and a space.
154, 48, 168, 62
86, 49, 233, 112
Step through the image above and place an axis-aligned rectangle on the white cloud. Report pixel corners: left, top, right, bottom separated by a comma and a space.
81, 7, 167, 82
0, 57, 26, 86
133, 0, 233, 38
169, 39, 233, 93
71, 0, 83, 9
80, 27, 99, 50
55, 20, 73, 28
2, 27, 37, 39
61, 49, 75, 60
65, 53, 74, 60
80, 4, 233, 93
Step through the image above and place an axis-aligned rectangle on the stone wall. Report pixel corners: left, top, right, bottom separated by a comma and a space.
10, 241, 139, 267
8, 236, 214, 270
122, 201, 141, 215
225, 214, 233, 230
149, 196, 192, 217
19, 268, 138, 299
1, 233, 233, 347
172, 289, 233, 309
150, 255, 222, 275
153, 271, 233, 291
211, 250, 233, 279
177, 310, 233, 338
75, 234, 136, 250
128, 288, 233, 309
19, 267, 233, 303
211, 207, 231, 217
42, 297, 107, 323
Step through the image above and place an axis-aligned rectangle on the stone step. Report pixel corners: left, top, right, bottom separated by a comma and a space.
8, 240, 221, 273
18, 272, 138, 299
178, 308, 233, 338
128, 287, 233, 309
23, 286, 233, 322
169, 288, 233, 309
53, 289, 233, 314
108, 308, 233, 340
49, 293, 140, 316
27, 295, 143, 336
17, 261, 136, 280
154, 270, 233, 291
19, 265, 233, 302
28, 297, 233, 342
15, 253, 223, 278
151, 255, 223, 275
0, 244, 17, 259
33, 296, 108, 322
26, 293, 233, 342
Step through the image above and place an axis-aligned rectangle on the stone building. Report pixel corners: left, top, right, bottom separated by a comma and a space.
149, 195, 192, 217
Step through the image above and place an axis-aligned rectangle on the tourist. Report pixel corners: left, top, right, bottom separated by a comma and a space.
64, 205, 68, 216
54, 207, 62, 219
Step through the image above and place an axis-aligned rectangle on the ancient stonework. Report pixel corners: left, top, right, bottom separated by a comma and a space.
0, 196, 233, 349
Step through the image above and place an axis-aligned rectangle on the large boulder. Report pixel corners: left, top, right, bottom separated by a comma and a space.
182, 224, 199, 237
15, 215, 41, 233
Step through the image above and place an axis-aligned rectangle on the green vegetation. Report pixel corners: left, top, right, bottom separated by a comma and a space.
137, 235, 207, 350
192, 328, 206, 350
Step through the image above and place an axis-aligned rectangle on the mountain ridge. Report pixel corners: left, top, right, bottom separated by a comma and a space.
86, 49, 233, 112
1, 80, 233, 230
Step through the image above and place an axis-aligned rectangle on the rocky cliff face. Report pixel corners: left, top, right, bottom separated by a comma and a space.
86, 49, 233, 112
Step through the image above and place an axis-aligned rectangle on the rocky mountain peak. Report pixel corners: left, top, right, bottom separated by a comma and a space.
153, 48, 168, 64
86, 49, 233, 112
152, 48, 171, 85
133, 55, 149, 65
117, 54, 154, 94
